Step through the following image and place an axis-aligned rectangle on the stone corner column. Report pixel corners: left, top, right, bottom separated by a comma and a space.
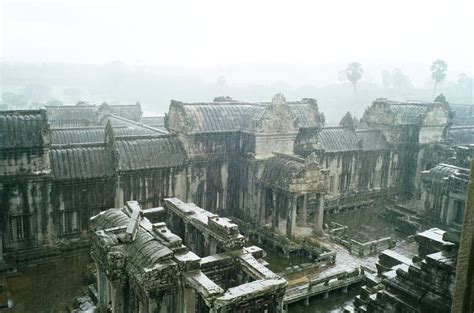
297, 194, 308, 227
313, 193, 325, 235
286, 195, 297, 239
0, 233, 7, 272
272, 191, 278, 232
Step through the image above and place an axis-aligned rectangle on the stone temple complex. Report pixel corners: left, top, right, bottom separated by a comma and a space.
1, 94, 474, 312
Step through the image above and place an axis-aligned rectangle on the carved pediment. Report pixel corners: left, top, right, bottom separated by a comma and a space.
257, 93, 298, 134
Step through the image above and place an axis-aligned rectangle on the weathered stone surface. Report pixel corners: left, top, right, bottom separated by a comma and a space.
90, 200, 286, 312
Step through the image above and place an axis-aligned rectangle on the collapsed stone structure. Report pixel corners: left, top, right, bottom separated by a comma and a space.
354, 228, 458, 312
90, 199, 287, 312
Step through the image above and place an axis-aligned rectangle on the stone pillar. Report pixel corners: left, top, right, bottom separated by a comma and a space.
183, 287, 196, 313
286, 195, 297, 239
0, 233, 6, 272
298, 194, 308, 227
204, 235, 210, 256
257, 188, 265, 225
446, 198, 455, 225
111, 281, 124, 313
186, 168, 192, 202
209, 238, 217, 255
304, 297, 310, 306
272, 191, 278, 232
115, 176, 124, 208
314, 193, 325, 234
97, 265, 108, 309
440, 194, 449, 224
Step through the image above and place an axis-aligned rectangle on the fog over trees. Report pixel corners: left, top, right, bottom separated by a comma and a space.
1, 60, 472, 124
1, 0, 472, 123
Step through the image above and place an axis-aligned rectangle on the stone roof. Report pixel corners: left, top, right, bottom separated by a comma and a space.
181, 102, 253, 133
260, 153, 327, 193
141, 116, 167, 132
98, 103, 142, 122
261, 155, 305, 190
115, 136, 186, 171
318, 127, 360, 152
167, 96, 323, 134
448, 126, 474, 145
0, 110, 50, 149
46, 105, 97, 127
294, 126, 389, 155
52, 127, 105, 145
101, 114, 168, 134
46, 103, 143, 127
422, 163, 469, 184
90, 208, 175, 279
388, 103, 430, 124
50, 144, 114, 180
141, 116, 165, 127
356, 129, 390, 151
364, 99, 439, 126
51, 124, 166, 145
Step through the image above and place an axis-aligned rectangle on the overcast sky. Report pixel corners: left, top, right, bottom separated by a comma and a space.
1, 0, 473, 84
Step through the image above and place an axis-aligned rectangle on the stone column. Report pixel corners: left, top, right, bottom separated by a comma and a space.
314, 193, 325, 234
111, 280, 124, 313
297, 194, 308, 227
286, 195, 297, 239
440, 194, 449, 224
209, 238, 217, 255
446, 198, 455, 225
0, 233, 6, 272
257, 188, 265, 225
203, 234, 210, 256
272, 191, 278, 232
186, 168, 192, 202
115, 176, 124, 208
183, 287, 196, 313
97, 265, 108, 309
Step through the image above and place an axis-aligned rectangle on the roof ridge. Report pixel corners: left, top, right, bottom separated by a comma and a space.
51, 142, 105, 149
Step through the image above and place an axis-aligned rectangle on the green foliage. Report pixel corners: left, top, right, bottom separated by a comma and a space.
431, 60, 448, 98
346, 62, 364, 86
431, 60, 448, 83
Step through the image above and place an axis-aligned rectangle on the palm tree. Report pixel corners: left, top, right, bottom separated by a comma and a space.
430, 60, 447, 99
346, 62, 363, 105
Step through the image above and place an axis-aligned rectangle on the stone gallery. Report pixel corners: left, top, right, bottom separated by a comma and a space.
1, 94, 474, 312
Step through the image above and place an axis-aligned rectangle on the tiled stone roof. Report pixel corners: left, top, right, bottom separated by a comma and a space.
388, 103, 430, 125
318, 127, 360, 152
50, 144, 114, 179
0, 110, 50, 149
115, 136, 186, 171
52, 127, 105, 144
261, 155, 304, 190
356, 129, 390, 151
168, 97, 323, 134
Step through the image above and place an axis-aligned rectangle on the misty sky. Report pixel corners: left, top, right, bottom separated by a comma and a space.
1, 0, 473, 85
